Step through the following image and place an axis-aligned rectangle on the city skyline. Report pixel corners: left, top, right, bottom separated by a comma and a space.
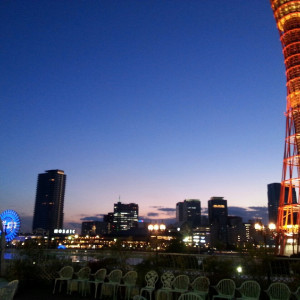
1, 1, 282, 231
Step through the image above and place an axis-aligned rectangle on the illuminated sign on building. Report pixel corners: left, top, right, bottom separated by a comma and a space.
213, 205, 225, 208
53, 229, 76, 235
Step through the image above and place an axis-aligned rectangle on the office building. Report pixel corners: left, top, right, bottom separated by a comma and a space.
176, 202, 184, 223
81, 221, 107, 236
208, 197, 228, 246
113, 201, 138, 231
227, 216, 243, 247
103, 212, 114, 234
176, 199, 201, 227
32, 169, 66, 234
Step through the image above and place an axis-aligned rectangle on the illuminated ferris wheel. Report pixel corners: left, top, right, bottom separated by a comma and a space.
0, 210, 21, 242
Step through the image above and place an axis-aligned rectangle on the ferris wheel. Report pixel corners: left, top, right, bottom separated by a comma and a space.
0, 210, 21, 242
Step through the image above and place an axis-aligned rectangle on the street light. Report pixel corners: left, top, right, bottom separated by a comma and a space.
254, 223, 266, 249
269, 223, 276, 231
148, 223, 166, 251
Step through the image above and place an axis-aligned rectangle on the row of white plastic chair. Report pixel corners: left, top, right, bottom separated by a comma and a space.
139, 270, 210, 300
52, 266, 300, 300
140, 272, 300, 300
0, 280, 19, 300
211, 278, 299, 300
53, 266, 137, 299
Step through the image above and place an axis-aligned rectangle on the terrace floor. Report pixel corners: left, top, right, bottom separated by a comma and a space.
15, 286, 87, 300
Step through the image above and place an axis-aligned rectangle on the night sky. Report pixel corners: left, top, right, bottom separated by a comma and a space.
1, 1, 282, 231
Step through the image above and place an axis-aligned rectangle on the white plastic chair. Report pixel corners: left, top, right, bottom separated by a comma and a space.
100, 269, 123, 300
265, 282, 291, 300
53, 266, 74, 294
178, 292, 204, 300
236, 280, 260, 300
156, 271, 175, 300
0, 280, 19, 300
140, 270, 158, 300
89, 268, 107, 298
133, 295, 148, 300
190, 276, 210, 299
118, 270, 138, 300
293, 286, 300, 300
171, 274, 190, 297
212, 279, 236, 300
68, 266, 91, 296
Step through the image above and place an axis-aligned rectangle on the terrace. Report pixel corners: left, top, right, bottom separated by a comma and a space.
1, 249, 300, 299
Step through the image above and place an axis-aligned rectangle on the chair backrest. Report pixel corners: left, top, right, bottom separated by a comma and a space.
94, 268, 107, 281
237, 280, 260, 299
108, 269, 123, 283
144, 270, 158, 288
77, 267, 91, 280
123, 271, 138, 285
191, 276, 210, 293
216, 279, 236, 297
161, 271, 175, 289
293, 286, 300, 300
178, 292, 203, 300
266, 282, 291, 300
59, 266, 74, 279
172, 275, 190, 290
0, 280, 19, 300
133, 295, 148, 300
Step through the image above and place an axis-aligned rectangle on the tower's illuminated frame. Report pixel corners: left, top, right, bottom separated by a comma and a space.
270, 0, 300, 255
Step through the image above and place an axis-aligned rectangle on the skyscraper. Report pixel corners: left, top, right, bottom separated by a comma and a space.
176, 202, 184, 223
268, 183, 281, 225
176, 199, 201, 227
113, 201, 138, 231
32, 169, 66, 234
208, 197, 228, 246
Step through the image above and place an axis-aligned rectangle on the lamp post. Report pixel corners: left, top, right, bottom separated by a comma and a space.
148, 223, 166, 252
254, 223, 266, 250
254, 223, 277, 252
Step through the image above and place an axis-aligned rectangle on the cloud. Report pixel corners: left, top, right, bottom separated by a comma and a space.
157, 208, 176, 212
228, 206, 268, 223
147, 212, 159, 217
80, 216, 103, 221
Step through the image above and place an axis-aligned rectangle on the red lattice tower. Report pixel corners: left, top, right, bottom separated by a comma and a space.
270, 0, 300, 255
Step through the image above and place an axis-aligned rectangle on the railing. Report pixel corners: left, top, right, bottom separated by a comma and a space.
2, 249, 300, 286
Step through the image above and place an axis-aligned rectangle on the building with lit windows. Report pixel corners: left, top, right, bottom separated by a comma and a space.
176, 199, 201, 227
81, 221, 107, 236
227, 216, 243, 247
32, 169, 66, 234
208, 197, 228, 246
112, 201, 138, 232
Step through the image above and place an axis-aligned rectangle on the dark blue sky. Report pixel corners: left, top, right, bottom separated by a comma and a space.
1, 0, 284, 230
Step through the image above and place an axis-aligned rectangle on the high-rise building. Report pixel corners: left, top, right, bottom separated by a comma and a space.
113, 201, 138, 231
208, 197, 228, 246
268, 183, 297, 224
176, 199, 201, 227
176, 202, 184, 223
227, 216, 243, 247
268, 183, 281, 225
32, 169, 66, 234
